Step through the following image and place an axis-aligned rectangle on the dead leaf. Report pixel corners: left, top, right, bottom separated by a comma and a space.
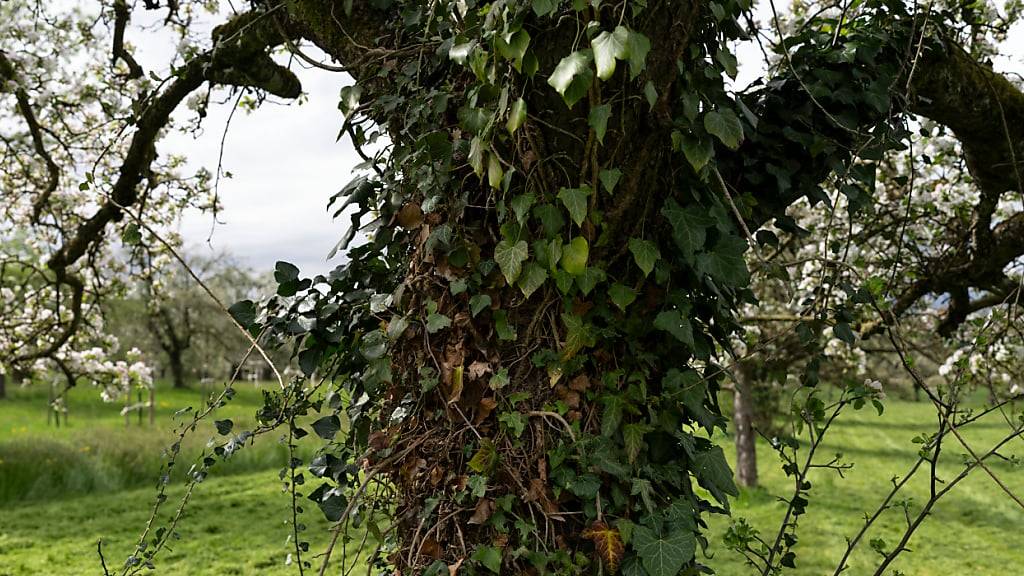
468, 360, 492, 380
467, 498, 495, 525
448, 559, 464, 576
419, 536, 442, 558
568, 373, 591, 392
396, 203, 423, 229
474, 397, 498, 425
582, 521, 625, 573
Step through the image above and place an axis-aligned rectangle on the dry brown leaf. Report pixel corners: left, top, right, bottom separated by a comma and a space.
448, 558, 464, 576
581, 521, 625, 573
396, 202, 423, 229
467, 360, 492, 380
467, 497, 495, 525
568, 373, 591, 392
474, 397, 498, 425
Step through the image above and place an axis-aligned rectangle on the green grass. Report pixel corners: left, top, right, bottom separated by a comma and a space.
0, 381, 295, 503
706, 394, 1024, 575
1, 383, 1022, 575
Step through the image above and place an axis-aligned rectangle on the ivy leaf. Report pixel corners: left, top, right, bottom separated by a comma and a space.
532, 0, 558, 16
661, 199, 716, 261
716, 47, 738, 78
547, 50, 594, 108
628, 238, 660, 277
426, 312, 451, 333
510, 193, 536, 223
609, 283, 637, 311
592, 26, 629, 80
582, 521, 626, 573
654, 307, 694, 348
507, 97, 527, 135
449, 41, 477, 65
703, 108, 745, 149
228, 300, 257, 329
632, 525, 696, 576
487, 153, 504, 190
518, 262, 549, 299
599, 168, 622, 194
696, 234, 750, 286
494, 239, 529, 284
575, 267, 607, 296
468, 438, 497, 473
311, 415, 341, 440
682, 135, 714, 172
470, 294, 492, 317
690, 444, 740, 506
601, 394, 626, 437
558, 186, 591, 227
496, 29, 531, 71
626, 30, 651, 79
622, 423, 651, 465
471, 545, 502, 574
560, 236, 589, 276
561, 313, 596, 361
588, 103, 612, 144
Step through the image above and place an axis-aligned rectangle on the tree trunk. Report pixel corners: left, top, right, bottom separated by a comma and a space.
168, 348, 187, 389
734, 364, 758, 488
0, 372, 6, 400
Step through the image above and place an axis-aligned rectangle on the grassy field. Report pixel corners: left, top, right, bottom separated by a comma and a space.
1, 382, 1022, 575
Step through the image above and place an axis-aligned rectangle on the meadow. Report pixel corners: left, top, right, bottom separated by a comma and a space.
1, 381, 1021, 575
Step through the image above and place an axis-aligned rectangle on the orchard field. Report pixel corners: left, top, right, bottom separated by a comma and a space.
1, 381, 1020, 575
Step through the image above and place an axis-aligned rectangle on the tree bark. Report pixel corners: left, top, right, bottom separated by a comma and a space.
733, 364, 758, 488
167, 348, 187, 389
0, 372, 6, 400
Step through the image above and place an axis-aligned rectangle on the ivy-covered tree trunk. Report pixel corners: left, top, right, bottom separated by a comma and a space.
733, 364, 758, 488
256, 3, 1024, 574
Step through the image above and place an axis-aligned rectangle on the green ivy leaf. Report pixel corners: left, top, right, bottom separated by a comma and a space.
592, 26, 629, 80
575, 266, 607, 296
626, 30, 651, 79
703, 108, 744, 149
561, 313, 596, 361
449, 41, 477, 65
496, 29, 531, 71
599, 168, 622, 195
628, 238, 660, 277
507, 97, 527, 135
716, 47, 738, 78
609, 283, 637, 311
696, 234, 750, 286
654, 308, 694, 348
560, 236, 589, 276
661, 199, 716, 261
426, 312, 451, 333
532, 0, 558, 17
548, 50, 594, 108
588, 103, 612, 144
691, 445, 740, 506
470, 294, 492, 317
682, 135, 714, 172
487, 153, 504, 190
558, 186, 591, 227
494, 239, 529, 284
494, 309, 517, 340
311, 415, 341, 440
622, 423, 651, 465
510, 193, 536, 223
632, 525, 695, 576
518, 262, 549, 299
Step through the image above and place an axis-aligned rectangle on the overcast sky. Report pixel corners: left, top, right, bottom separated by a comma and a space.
159, 8, 1022, 278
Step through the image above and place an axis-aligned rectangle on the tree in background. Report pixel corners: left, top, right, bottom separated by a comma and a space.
104, 251, 271, 388
2, 1, 1023, 575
